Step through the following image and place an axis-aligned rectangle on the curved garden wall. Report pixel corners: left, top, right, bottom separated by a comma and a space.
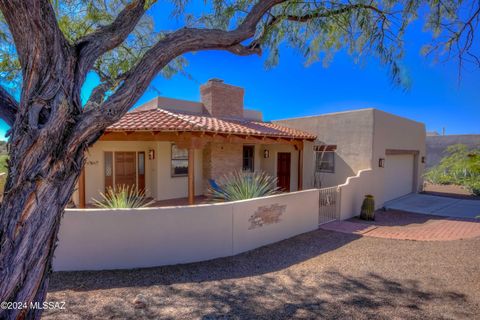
53, 189, 319, 271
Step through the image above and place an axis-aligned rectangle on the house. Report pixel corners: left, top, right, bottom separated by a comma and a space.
73, 79, 316, 207
274, 109, 426, 207
73, 79, 426, 210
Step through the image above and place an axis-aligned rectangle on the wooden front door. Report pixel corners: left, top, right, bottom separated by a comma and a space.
115, 152, 137, 188
277, 152, 291, 192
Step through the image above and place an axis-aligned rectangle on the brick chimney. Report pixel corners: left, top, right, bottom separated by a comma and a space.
200, 79, 244, 118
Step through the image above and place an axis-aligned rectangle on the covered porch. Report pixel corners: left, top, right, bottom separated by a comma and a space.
76, 130, 312, 208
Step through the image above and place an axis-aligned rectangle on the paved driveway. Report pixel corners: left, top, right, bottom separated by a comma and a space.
384, 193, 480, 219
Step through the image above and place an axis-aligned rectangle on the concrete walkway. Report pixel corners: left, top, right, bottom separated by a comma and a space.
384, 193, 480, 219
320, 210, 480, 241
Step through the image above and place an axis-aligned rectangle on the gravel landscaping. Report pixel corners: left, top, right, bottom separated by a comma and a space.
44, 229, 480, 319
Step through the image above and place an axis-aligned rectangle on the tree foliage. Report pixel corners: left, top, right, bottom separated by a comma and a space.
0, 0, 478, 99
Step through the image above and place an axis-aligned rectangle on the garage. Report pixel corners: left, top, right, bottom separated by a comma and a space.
383, 153, 415, 202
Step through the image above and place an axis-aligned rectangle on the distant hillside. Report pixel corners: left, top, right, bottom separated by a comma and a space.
0, 141, 6, 155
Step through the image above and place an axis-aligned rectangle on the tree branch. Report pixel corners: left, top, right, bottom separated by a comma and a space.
75, 0, 148, 85
68, 0, 287, 150
251, 3, 387, 47
0, 87, 18, 126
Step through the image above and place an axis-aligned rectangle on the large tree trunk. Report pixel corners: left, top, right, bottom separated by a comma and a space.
0, 90, 88, 319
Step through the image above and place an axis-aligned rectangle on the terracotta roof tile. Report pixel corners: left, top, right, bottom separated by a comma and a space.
107, 109, 316, 140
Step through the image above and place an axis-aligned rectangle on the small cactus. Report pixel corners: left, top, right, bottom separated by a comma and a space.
360, 195, 375, 220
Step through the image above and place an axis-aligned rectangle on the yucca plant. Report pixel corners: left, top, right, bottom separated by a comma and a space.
207, 170, 280, 202
93, 185, 154, 208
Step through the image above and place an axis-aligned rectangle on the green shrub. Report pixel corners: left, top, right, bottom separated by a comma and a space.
207, 170, 280, 202
93, 185, 154, 208
466, 180, 480, 196
424, 144, 480, 189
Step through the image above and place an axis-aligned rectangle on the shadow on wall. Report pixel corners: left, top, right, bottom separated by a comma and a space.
315, 154, 355, 188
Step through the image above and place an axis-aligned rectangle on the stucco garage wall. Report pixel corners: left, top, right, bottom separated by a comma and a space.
53, 189, 319, 271
274, 109, 375, 189
372, 110, 426, 206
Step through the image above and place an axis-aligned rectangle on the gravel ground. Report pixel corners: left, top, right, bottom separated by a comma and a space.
44, 229, 480, 320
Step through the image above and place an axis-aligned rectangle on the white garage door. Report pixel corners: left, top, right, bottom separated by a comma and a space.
384, 154, 414, 202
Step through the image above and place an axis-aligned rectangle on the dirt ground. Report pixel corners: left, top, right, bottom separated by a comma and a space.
423, 183, 480, 200
44, 228, 480, 319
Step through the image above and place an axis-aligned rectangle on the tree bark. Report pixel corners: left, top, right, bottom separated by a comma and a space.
0, 89, 87, 319
0, 1, 288, 319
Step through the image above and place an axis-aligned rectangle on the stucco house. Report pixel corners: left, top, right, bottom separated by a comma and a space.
73, 79, 316, 207
73, 79, 426, 210
275, 109, 426, 207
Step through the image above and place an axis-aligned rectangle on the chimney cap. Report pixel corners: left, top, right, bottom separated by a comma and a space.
208, 78, 224, 83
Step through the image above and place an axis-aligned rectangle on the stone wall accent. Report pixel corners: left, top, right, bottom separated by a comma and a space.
200, 79, 244, 118
248, 204, 286, 229
202, 142, 243, 192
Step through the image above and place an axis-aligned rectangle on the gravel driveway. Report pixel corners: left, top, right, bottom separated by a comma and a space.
45, 229, 479, 319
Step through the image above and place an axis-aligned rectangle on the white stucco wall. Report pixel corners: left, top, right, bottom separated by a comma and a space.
53, 189, 319, 271
260, 144, 300, 192
276, 109, 426, 217
154, 142, 203, 200
274, 109, 375, 189
337, 169, 374, 220
81, 141, 158, 204
371, 109, 426, 206
73, 141, 204, 205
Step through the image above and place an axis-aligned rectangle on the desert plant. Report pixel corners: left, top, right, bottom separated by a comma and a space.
207, 170, 280, 202
360, 195, 375, 220
424, 144, 480, 188
93, 185, 154, 209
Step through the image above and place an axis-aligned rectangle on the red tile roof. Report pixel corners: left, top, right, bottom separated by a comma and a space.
107, 108, 316, 140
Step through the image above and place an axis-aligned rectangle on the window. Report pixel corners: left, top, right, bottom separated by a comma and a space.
315, 151, 335, 173
171, 144, 188, 176
243, 146, 255, 172
104, 151, 113, 190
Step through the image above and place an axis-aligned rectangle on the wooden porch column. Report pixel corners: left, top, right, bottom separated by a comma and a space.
297, 149, 303, 191
188, 148, 195, 205
79, 167, 86, 208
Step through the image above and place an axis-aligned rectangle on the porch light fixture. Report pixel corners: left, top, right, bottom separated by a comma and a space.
148, 149, 155, 160
263, 149, 270, 159
421, 156, 426, 163
378, 158, 385, 168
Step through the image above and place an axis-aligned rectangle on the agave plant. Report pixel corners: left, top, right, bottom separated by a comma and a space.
93, 185, 154, 208
207, 170, 280, 202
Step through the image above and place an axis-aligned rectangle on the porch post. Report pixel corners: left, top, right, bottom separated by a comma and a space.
79, 166, 86, 208
188, 148, 195, 205
297, 149, 303, 191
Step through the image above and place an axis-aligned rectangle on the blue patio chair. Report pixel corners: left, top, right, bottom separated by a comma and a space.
208, 179, 222, 192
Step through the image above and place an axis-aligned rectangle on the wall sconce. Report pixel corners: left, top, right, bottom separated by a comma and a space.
378, 158, 385, 168
421, 156, 425, 163
148, 149, 155, 160
263, 149, 270, 159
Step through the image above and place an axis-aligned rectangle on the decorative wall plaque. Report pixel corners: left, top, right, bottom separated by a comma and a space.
248, 203, 286, 229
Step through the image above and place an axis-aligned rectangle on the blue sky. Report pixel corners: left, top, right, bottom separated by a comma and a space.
0, 2, 479, 139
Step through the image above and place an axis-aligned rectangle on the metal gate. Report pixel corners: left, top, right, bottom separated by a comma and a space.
318, 186, 339, 225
